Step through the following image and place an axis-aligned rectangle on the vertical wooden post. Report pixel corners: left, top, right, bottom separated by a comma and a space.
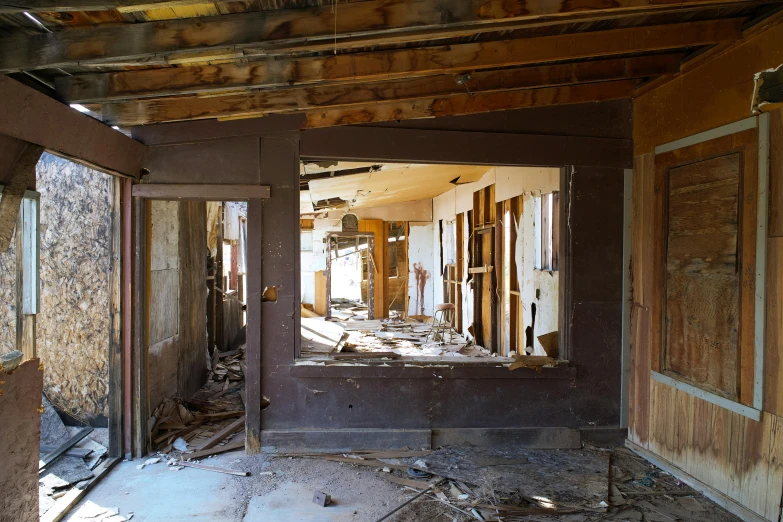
206, 254, 216, 356
132, 196, 148, 458
108, 176, 123, 457
245, 198, 262, 454
558, 167, 573, 361
215, 204, 225, 352
16, 192, 39, 360
122, 178, 133, 458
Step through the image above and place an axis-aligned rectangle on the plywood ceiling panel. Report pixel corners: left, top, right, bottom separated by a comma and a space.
307, 164, 490, 208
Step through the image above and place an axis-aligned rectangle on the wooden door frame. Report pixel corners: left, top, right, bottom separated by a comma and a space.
324, 231, 375, 320
129, 183, 269, 457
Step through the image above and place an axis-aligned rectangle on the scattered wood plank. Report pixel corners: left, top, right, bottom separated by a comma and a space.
39, 446, 93, 458
153, 420, 204, 447
179, 460, 249, 476
196, 415, 245, 451
55, 19, 741, 103
358, 450, 432, 459
185, 440, 245, 460
40, 457, 120, 522
384, 475, 437, 489
39, 427, 93, 472
194, 410, 244, 422
331, 352, 400, 360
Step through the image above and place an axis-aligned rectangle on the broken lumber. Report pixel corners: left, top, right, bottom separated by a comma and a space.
39, 445, 92, 458
185, 440, 245, 460
40, 457, 120, 522
39, 427, 93, 472
195, 415, 245, 451
179, 460, 249, 476
332, 352, 400, 360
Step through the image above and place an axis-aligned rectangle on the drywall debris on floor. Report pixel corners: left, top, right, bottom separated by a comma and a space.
39, 396, 110, 520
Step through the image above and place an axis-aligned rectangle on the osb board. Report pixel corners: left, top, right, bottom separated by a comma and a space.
0, 359, 44, 522
149, 268, 179, 345
38, 155, 113, 424
633, 19, 783, 155
0, 231, 16, 354
647, 379, 783, 521
664, 153, 740, 399
150, 200, 179, 271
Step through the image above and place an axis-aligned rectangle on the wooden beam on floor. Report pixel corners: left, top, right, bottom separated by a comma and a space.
303, 79, 638, 128
0, 76, 145, 177
0, 1, 759, 71
56, 19, 741, 103
100, 54, 682, 126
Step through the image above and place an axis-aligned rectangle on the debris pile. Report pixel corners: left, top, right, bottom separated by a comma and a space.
39, 396, 112, 522
274, 445, 737, 522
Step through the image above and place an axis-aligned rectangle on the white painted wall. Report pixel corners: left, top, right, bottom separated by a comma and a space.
407, 222, 435, 317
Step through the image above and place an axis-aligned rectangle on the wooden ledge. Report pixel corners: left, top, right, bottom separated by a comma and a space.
132, 183, 270, 200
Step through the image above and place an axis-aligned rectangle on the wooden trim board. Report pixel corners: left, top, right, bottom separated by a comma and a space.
625, 440, 768, 522
132, 184, 270, 200
650, 371, 761, 421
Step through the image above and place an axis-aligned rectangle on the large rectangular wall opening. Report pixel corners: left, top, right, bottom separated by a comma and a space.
298, 162, 563, 362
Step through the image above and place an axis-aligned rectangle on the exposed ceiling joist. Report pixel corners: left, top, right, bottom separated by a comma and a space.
100, 54, 682, 126
0, 0, 758, 72
301, 79, 639, 128
56, 19, 740, 103
0, 0, 234, 12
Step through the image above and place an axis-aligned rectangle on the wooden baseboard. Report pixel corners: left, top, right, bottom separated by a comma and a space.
259, 427, 585, 452
625, 440, 770, 522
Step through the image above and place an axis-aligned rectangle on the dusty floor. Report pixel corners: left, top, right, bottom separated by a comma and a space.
64, 444, 745, 522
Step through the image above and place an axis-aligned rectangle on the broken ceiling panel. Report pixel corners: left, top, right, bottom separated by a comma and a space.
307, 164, 490, 209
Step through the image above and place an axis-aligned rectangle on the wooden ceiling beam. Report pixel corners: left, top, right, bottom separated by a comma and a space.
0, 0, 763, 72
301, 79, 640, 128
100, 54, 682, 126
57, 19, 740, 103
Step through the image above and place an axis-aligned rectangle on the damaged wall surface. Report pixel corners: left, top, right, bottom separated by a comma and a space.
628, 19, 783, 521
132, 101, 629, 447
148, 200, 207, 410
0, 154, 113, 426
0, 359, 44, 522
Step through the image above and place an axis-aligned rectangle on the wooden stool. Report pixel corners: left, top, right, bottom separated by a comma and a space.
427, 303, 455, 343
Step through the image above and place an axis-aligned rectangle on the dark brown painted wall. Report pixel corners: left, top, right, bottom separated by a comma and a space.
132, 100, 628, 433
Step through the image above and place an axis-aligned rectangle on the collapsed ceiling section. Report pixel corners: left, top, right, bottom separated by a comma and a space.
300, 162, 489, 215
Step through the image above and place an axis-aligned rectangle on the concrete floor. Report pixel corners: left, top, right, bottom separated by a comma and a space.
64, 454, 239, 522
61, 446, 745, 522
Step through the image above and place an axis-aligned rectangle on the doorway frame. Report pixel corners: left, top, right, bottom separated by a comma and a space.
324, 231, 375, 320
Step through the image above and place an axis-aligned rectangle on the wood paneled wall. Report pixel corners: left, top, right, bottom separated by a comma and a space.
358, 219, 388, 319
629, 109, 783, 521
